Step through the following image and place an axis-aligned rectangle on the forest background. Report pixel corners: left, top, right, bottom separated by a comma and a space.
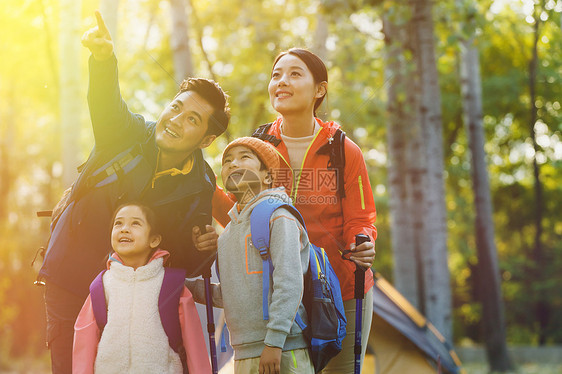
0, 0, 561, 372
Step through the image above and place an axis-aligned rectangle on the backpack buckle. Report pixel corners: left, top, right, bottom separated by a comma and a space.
258, 247, 269, 260
254, 238, 269, 260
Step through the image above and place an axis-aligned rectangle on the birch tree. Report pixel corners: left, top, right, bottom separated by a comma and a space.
457, 0, 513, 369
312, 12, 329, 61
0, 91, 14, 223
99, 0, 120, 43
383, 4, 424, 309
382, 3, 452, 333
59, 0, 82, 187
409, 0, 452, 340
170, 0, 194, 83
528, 0, 548, 346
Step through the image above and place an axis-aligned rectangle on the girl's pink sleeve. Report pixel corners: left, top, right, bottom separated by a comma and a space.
72, 295, 100, 374
179, 286, 212, 374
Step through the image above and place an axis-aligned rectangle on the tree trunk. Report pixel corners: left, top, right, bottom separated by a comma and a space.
188, 0, 217, 82
0, 89, 14, 224
59, 0, 82, 187
187, 0, 233, 143
313, 7, 329, 117
456, 0, 514, 370
458, 17, 514, 374
410, 0, 452, 341
313, 12, 329, 61
99, 0, 120, 44
382, 9, 423, 309
529, 0, 548, 346
170, 0, 194, 83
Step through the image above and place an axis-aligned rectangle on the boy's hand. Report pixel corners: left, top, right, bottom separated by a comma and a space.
81, 10, 114, 61
348, 241, 375, 269
259, 345, 282, 374
192, 225, 218, 252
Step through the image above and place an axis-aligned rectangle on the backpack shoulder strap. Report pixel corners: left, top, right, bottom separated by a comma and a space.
334, 129, 347, 198
89, 270, 108, 330
85, 143, 144, 189
250, 200, 306, 321
316, 128, 347, 198
159, 267, 187, 353
252, 123, 281, 147
250, 200, 306, 253
89, 267, 187, 355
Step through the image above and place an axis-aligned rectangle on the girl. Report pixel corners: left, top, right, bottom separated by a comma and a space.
257, 48, 377, 373
72, 202, 211, 374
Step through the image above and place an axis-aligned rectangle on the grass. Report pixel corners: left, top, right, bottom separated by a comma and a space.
360, 353, 562, 374
461, 362, 562, 374
2, 355, 562, 373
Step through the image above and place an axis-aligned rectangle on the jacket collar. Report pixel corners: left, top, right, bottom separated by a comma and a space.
269, 117, 341, 143
107, 248, 170, 269
147, 148, 216, 205
267, 117, 341, 170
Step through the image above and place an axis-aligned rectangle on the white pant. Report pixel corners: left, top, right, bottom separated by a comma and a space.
234, 348, 314, 374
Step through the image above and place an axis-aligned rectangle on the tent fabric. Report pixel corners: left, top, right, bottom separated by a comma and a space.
372, 271, 463, 374
206, 269, 464, 374
368, 314, 437, 373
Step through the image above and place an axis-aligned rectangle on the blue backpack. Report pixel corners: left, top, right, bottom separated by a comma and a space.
250, 199, 347, 372
90, 265, 189, 373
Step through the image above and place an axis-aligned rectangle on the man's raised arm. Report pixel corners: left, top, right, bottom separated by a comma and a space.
82, 11, 147, 147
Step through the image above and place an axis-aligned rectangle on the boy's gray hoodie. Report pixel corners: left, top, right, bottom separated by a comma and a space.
187, 187, 310, 360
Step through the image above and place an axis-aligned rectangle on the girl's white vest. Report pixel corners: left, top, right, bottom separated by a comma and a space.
95, 258, 183, 373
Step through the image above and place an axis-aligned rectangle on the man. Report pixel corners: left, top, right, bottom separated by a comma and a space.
38, 11, 229, 373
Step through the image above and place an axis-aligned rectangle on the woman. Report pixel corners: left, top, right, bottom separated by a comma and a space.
254, 48, 377, 373
212, 48, 376, 372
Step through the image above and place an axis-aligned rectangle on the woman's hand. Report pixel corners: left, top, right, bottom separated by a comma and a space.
259, 345, 282, 374
348, 241, 376, 269
192, 225, 218, 252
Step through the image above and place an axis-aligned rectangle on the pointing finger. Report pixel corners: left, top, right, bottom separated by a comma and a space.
95, 10, 110, 36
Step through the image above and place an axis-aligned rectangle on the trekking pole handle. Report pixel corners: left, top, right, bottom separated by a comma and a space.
197, 212, 210, 235
354, 234, 370, 300
196, 213, 213, 278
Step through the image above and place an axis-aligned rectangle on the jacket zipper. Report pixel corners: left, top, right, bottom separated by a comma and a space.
358, 175, 365, 210
291, 130, 324, 201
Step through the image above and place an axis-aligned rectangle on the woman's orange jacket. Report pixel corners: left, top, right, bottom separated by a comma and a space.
212, 117, 377, 301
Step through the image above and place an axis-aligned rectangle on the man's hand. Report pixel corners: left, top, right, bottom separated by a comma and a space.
348, 240, 375, 269
192, 225, 218, 252
259, 345, 282, 374
81, 10, 114, 61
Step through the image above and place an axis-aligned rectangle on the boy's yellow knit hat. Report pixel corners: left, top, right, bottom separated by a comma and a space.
222, 137, 280, 172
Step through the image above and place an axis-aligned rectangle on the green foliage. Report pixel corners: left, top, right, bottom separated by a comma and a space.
435, 0, 562, 345
1, 0, 562, 362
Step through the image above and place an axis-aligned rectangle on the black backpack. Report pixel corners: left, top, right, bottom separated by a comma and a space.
251, 123, 347, 198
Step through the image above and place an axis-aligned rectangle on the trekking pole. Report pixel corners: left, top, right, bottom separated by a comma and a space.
203, 266, 218, 374
353, 234, 371, 374
198, 217, 219, 374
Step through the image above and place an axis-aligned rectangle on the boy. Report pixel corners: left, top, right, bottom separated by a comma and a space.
190, 137, 314, 374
